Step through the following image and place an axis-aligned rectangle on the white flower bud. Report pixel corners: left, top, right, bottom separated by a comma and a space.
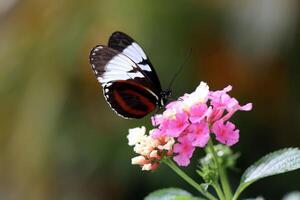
131, 156, 146, 165
142, 163, 152, 171
127, 126, 146, 146
149, 150, 158, 158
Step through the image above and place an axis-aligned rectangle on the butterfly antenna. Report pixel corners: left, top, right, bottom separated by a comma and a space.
167, 48, 192, 90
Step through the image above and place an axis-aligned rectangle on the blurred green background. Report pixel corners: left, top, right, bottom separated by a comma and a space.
0, 0, 300, 199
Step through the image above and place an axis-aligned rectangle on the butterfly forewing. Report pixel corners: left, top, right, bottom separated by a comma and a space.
108, 31, 162, 94
90, 46, 136, 83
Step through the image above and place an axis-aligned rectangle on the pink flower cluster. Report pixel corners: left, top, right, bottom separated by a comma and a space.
150, 82, 252, 166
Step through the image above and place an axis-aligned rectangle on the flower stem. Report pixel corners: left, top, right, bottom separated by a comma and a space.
207, 139, 233, 200
163, 158, 217, 200
212, 182, 226, 200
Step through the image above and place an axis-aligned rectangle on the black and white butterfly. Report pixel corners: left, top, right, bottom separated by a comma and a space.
89, 31, 171, 119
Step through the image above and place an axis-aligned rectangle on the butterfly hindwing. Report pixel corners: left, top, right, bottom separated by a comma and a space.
103, 80, 158, 118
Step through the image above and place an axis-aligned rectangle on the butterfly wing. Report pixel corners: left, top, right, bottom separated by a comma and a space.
103, 80, 158, 118
108, 31, 162, 95
89, 45, 160, 118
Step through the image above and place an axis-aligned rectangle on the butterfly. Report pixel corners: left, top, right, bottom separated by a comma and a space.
89, 31, 171, 119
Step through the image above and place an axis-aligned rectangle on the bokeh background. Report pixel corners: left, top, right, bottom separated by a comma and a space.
1, 0, 300, 199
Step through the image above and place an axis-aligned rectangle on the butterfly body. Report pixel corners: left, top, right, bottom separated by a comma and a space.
89, 32, 170, 119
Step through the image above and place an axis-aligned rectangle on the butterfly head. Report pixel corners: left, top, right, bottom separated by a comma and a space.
159, 89, 172, 107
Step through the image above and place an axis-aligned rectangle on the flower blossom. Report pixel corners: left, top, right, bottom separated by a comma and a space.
211, 120, 239, 146
182, 81, 209, 110
127, 126, 175, 171
129, 81, 252, 169
173, 135, 195, 166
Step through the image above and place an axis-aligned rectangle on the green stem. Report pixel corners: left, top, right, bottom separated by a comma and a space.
220, 167, 232, 199
163, 158, 217, 200
207, 139, 233, 200
212, 182, 226, 200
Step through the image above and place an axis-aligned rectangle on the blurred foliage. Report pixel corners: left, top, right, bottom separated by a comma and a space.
0, 0, 300, 199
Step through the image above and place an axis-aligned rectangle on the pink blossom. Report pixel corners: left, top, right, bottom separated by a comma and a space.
221, 102, 252, 121
206, 106, 224, 123
186, 121, 210, 147
149, 128, 164, 139
165, 112, 189, 137
165, 100, 182, 110
211, 120, 239, 146
209, 85, 240, 110
189, 103, 208, 123
209, 85, 232, 101
173, 136, 195, 166
208, 85, 253, 122
151, 114, 163, 126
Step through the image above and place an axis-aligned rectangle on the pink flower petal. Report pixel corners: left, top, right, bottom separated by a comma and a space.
207, 107, 225, 123
211, 120, 239, 146
173, 136, 195, 166
189, 103, 208, 123
149, 128, 164, 139
240, 103, 253, 111
151, 114, 163, 126
165, 112, 189, 137
187, 121, 210, 147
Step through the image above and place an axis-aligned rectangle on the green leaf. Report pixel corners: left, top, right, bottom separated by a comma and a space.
144, 188, 205, 200
241, 148, 300, 183
232, 148, 300, 200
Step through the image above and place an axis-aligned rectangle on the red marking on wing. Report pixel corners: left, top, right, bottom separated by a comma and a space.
114, 89, 155, 117
125, 89, 156, 112
117, 80, 157, 97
